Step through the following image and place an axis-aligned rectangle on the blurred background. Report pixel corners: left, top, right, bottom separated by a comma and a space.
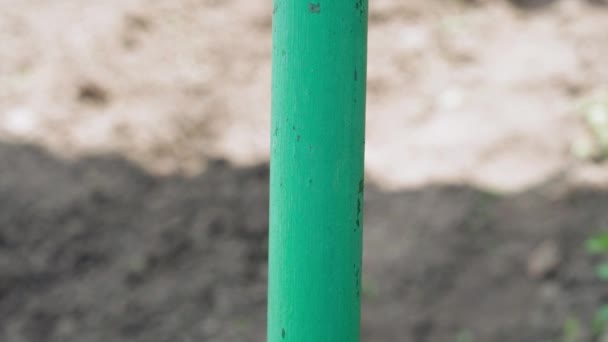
2, 0, 608, 341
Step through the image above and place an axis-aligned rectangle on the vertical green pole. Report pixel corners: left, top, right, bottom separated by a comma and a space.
268, 0, 368, 341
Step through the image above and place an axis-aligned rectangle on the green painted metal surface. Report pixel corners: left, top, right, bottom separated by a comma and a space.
268, 0, 368, 341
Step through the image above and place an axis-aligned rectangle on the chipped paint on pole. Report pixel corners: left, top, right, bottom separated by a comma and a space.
268, 0, 368, 341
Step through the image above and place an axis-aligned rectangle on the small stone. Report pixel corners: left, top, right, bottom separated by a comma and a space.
2, 107, 39, 137
55, 317, 77, 337
126, 253, 147, 274
539, 282, 560, 301
527, 240, 561, 279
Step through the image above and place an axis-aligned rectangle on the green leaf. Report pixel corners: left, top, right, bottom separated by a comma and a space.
586, 233, 608, 254
563, 317, 581, 342
596, 263, 608, 281
593, 305, 608, 335
457, 330, 474, 342
361, 275, 378, 298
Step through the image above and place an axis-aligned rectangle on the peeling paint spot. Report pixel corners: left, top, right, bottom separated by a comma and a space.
308, 2, 321, 13
355, 266, 361, 298
273, 4, 279, 14
355, 0, 365, 17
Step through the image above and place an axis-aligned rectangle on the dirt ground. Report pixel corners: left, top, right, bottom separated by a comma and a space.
2, 0, 608, 341
1, 143, 608, 341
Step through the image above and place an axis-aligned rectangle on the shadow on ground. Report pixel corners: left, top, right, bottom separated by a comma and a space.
0, 142, 606, 341
506, 0, 607, 9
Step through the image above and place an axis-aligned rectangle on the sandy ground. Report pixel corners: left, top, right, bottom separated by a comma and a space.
2, 0, 608, 191
2, 0, 608, 341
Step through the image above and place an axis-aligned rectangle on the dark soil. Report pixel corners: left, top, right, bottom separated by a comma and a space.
0, 143, 268, 342
0, 142, 607, 341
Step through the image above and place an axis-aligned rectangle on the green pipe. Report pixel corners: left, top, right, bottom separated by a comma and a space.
268, 0, 368, 341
